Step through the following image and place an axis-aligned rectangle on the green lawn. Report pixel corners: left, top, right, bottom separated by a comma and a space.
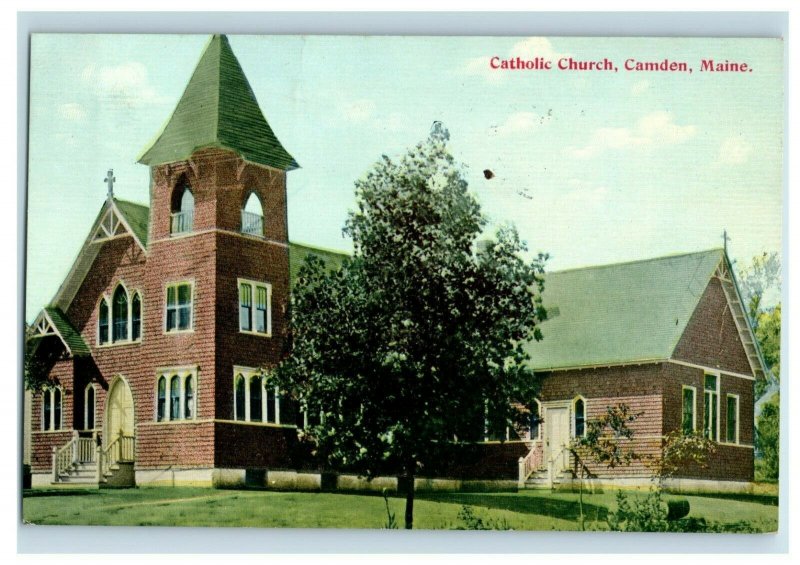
21, 487, 778, 532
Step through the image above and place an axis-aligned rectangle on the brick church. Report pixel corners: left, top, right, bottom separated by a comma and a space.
25, 35, 766, 490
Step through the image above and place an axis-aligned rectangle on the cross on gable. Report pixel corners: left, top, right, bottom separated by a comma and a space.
105, 169, 116, 199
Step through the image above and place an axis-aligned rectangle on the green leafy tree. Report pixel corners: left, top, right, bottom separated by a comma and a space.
756, 400, 779, 480
275, 127, 548, 529
737, 252, 781, 396
569, 404, 641, 530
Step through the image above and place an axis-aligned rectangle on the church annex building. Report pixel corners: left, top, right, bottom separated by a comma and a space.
24, 35, 767, 491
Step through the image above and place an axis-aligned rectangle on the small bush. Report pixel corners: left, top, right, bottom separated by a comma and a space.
666, 499, 690, 521
453, 505, 512, 530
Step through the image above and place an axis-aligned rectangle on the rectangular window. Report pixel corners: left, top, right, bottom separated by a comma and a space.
165, 282, 193, 332
233, 367, 286, 425
681, 386, 696, 435
238, 279, 271, 336
239, 284, 252, 331
726, 394, 739, 444
703, 374, 719, 441
156, 370, 197, 422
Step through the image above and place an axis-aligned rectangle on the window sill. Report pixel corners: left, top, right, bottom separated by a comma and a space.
97, 339, 142, 348
238, 329, 272, 338
169, 230, 195, 239
163, 328, 195, 336
147, 418, 201, 426
221, 419, 297, 429
33, 429, 70, 434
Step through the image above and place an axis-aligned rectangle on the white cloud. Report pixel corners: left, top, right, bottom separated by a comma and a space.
461, 37, 570, 83
715, 136, 752, 166
631, 80, 650, 95
81, 62, 164, 107
566, 111, 697, 159
58, 102, 86, 121
339, 98, 376, 123
490, 111, 549, 137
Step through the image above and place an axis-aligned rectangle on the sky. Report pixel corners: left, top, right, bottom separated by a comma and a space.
25, 34, 784, 321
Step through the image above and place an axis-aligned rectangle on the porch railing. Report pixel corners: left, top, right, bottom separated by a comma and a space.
241, 210, 263, 236
52, 431, 97, 482
517, 440, 544, 485
170, 210, 194, 234
101, 435, 135, 477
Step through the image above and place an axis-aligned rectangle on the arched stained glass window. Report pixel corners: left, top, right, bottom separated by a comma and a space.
112, 285, 128, 342
170, 375, 181, 420
184, 375, 194, 420
99, 299, 110, 344
131, 293, 141, 341
574, 398, 586, 438
157, 376, 166, 422
235, 375, 246, 421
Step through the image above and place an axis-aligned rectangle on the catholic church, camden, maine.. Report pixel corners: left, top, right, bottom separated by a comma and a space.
25, 35, 766, 492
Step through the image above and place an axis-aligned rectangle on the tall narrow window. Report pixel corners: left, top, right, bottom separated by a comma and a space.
726, 394, 739, 444
574, 398, 586, 437
42, 389, 51, 430
703, 374, 719, 441
682, 386, 696, 435
131, 293, 142, 341
250, 377, 263, 422
241, 192, 264, 236
184, 375, 194, 420
255, 286, 268, 333
530, 400, 542, 441
171, 181, 194, 234
85, 385, 96, 430
53, 388, 62, 430
112, 285, 129, 342
238, 279, 271, 335
234, 375, 246, 421
239, 283, 252, 331
170, 375, 181, 420
157, 377, 166, 422
165, 282, 193, 332
98, 298, 110, 345
266, 385, 278, 423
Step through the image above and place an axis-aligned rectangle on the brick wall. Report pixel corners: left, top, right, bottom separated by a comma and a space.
30, 359, 74, 472
213, 422, 299, 469
136, 421, 215, 468
661, 363, 754, 481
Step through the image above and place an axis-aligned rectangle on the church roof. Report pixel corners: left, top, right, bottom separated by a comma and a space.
138, 34, 298, 171
524, 249, 729, 371
288, 241, 349, 290
114, 198, 150, 247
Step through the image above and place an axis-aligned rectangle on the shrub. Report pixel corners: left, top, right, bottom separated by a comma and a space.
666, 499, 690, 521
453, 505, 512, 530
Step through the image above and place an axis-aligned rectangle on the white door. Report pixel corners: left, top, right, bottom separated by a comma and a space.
545, 407, 570, 471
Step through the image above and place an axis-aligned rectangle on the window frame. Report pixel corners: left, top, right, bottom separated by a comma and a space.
153, 367, 198, 423
726, 393, 740, 445
97, 296, 110, 345
232, 366, 285, 425
41, 386, 63, 431
164, 281, 195, 334
681, 385, 697, 435
112, 284, 130, 343
237, 278, 272, 337
84, 383, 97, 431
529, 399, 542, 442
131, 291, 142, 342
703, 373, 720, 442
573, 396, 587, 438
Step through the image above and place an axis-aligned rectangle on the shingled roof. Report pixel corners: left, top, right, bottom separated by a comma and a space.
524, 249, 728, 371
114, 198, 149, 247
138, 34, 298, 171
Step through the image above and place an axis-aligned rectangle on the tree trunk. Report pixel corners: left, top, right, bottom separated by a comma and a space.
404, 474, 415, 530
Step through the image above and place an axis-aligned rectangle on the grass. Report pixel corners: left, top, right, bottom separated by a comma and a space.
21, 486, 778, 531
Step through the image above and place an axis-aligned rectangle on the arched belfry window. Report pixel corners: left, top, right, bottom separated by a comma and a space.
171, 178, 194, 234
112, 285, 129, 342
241, 192, 264, 236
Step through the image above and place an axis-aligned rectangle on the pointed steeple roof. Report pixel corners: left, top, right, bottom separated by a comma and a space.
138, 34, 298, 170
